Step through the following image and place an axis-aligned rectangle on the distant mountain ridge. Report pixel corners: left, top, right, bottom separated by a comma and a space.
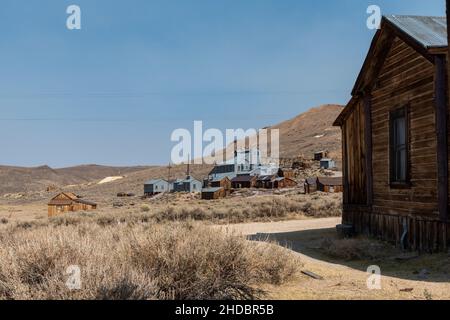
0, 165, 152, 195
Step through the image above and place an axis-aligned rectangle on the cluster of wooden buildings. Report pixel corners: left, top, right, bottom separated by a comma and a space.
201, 167, 298, 200
304, 177, 343, 194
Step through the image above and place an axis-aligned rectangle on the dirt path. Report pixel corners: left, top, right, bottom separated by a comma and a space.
217, 218, 450, 300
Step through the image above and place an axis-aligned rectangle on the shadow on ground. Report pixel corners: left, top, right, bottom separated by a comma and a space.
248, 227, 450, 283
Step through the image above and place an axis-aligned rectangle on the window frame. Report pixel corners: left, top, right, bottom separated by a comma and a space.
389, 105, 411, 188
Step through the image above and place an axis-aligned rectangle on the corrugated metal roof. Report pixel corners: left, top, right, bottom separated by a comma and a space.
385, 15, 447, 48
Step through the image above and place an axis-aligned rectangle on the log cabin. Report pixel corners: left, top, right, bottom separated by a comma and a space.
48, 192, 97, 217
334, 15, 450, 251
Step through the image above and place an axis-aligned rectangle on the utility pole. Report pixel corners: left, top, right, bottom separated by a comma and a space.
167, 162, 172, 182
186, 154, 190, 178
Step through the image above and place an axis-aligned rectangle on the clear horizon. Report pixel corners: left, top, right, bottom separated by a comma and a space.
0, 0, 445, 167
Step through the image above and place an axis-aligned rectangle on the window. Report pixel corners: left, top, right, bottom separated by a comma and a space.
390, 107, 409, 186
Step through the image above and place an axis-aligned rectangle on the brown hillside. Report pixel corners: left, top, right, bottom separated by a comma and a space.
272, 104, 343, 159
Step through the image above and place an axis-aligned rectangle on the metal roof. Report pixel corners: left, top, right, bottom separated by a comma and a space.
317, 177, 343, 186
211, 173, 236, 181
385, 15, 447, 48
144, 179, 167, 185
305, 178, 317, 185
202, 187, 224, 193
231, 175, 255, 182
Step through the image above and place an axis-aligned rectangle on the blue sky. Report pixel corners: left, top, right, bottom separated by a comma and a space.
0, 0, 445, 167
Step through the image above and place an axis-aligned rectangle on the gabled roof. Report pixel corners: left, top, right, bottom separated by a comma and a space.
144, 179, 168, 185
384, 15, 447, 49
210, 174, 234, 182
305, 178, 317, 185
317, 177, 343, 186
202, 187, 224, 193
176, 176, 201, 184
231, 175, 256, 183
48, 192, 97, 206
257, 175, 275, 182
335, 15, 447, 127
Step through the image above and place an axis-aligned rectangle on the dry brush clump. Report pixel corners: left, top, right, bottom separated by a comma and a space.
319, 237, 399, 261
0, 220, 300, 300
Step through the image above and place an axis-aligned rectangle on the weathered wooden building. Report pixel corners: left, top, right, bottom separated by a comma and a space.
48, 192, 97, 217
201, 187, 227, 200
317, 177, 343, 193
304, 178, 318, 194
173, 176, 203, 193
273, 177, 298, 189
210, 176, 232, 190
231, 175, 257, 189
144, 179, 170, 196
255, 175, 276, 189
334, 15, 450, 251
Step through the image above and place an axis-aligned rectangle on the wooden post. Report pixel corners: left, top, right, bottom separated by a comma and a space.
447, 0, 450, 61
363, 93, 374, 207
434, 55, 449, 222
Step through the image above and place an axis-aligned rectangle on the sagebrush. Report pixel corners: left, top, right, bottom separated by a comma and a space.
0, 220, 300, 300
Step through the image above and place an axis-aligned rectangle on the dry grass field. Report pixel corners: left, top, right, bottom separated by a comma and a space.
0, 220, 301, 300
0, 188, 340, 300
0, 189, 342, 224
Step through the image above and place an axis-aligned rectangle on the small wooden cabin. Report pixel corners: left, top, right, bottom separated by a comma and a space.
231, 175, 257, 189
210, 176, 232, 190
304, 178, 318, 194
334, 15, 450, 251
144, 179, 170, 196
173, 176, 203, 193
201, 187, 226, 200
317, 177, 343, 193
48, 192, 97, 217
255, 175, 276, 189
273, 177, 298, 189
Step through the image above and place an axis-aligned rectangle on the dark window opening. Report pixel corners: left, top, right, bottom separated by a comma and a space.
390, 106, 409, 186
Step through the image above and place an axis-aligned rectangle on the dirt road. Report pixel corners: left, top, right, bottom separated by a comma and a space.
218, 218, 450, 300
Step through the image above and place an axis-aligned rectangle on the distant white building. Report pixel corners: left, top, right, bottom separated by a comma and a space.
208, 148, 279, 179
